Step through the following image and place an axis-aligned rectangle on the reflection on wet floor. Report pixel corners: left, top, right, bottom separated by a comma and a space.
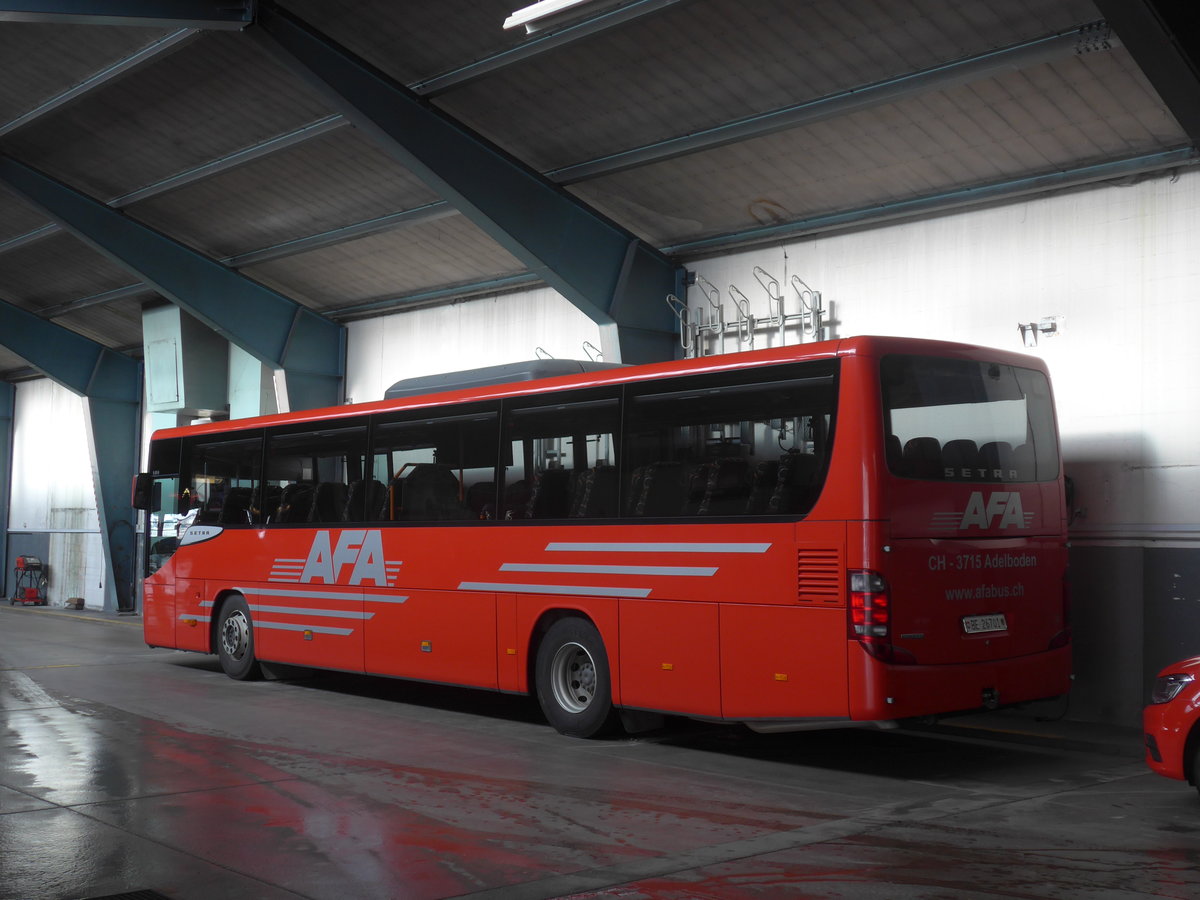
1, 606, 1195, 900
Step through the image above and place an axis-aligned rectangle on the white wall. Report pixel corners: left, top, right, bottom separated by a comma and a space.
683, 170, 1200, 541
345, 287, 603, 403
9, 378, 105, 607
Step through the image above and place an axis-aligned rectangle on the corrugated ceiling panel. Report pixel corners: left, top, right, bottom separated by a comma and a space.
0, 21, 170, 125
242, 216, 524, 311
437, 0, 1102, 171
0, 232, 133, 311
48, 294, 144, 350
126, 126, 442, 258
570, 46, 1186, 246
0, 190, 53, 244
283, 0, 525, 86
0, 30, 335, 199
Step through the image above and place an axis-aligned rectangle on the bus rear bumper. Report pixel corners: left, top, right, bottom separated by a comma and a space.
848, 644, 1073, 721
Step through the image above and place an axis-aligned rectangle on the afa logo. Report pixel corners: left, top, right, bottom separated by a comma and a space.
273, 530, 402, 586
931, 492, 1034, 531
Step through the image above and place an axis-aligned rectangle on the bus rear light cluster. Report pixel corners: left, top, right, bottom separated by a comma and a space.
849, 570, 915, 664
850, 570, 889, 639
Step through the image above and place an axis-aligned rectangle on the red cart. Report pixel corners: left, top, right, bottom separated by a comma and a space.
10, 556, 47, 606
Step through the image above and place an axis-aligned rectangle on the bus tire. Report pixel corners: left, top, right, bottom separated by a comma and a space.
535, 617, 614, 738
216, 595, 261, 681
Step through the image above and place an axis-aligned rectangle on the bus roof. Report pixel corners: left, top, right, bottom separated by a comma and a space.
149, 335, 1050, 441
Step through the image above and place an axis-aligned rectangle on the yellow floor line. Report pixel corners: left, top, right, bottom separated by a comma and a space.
0, 607, 142, 628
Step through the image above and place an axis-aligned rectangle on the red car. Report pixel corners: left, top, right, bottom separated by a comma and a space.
1144, 655, 1200, 795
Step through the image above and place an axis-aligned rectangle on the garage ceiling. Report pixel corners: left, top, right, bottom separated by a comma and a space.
0, 0, 1195, 380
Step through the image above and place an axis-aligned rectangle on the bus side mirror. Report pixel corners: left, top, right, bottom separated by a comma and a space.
132, 473, 161, 512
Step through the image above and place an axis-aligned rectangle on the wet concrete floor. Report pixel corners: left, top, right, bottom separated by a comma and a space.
0, 604, 1196, 900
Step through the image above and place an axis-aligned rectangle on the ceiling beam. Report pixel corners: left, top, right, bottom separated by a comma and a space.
0, 155, 345, 411
223, 200, 457, 268
0, 0, 252, 28
1092, 0, 1200, 146
251, 0, 682, 364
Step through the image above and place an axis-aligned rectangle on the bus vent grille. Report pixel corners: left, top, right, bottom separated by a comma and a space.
797, 549, 841, 604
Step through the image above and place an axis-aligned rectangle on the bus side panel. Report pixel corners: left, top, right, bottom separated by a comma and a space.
720, 605, 848, 718
496, 593, 520, 692
364, 588, 498, 689
516, 596, 620, 703
619, 599, 720, 716
173, 578, 210, 652
142, 571, 176, 648
240, 582, 365, 673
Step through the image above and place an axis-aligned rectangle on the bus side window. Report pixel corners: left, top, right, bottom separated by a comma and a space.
184, 433, 263, 526
265, 423, 368, 525
371, 403, 500, 522
503, 391, 620, 520
624, 363, 837, 518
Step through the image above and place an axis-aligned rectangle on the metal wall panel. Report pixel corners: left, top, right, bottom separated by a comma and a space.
9, 378, 105, 607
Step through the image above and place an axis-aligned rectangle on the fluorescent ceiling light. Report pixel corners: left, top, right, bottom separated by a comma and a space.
504, 0, 596, 32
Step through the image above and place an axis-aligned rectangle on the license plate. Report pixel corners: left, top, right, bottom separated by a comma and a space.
962, 613, 1007, 634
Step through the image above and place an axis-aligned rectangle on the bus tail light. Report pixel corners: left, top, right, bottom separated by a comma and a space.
849, 570, 915, 665
850, 570, 889, 639
850, 569, 890, 657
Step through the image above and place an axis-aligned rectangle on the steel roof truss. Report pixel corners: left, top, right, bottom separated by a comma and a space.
251, 0, 682, 365
0, 155, 345, 412
0, 1, 252, 29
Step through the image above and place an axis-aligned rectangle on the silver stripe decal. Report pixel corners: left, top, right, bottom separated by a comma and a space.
545, 542, 771, 553
365, 596, 409, 604
501, 563, 717, 576
237, 586, 369, 602
458, 581, 652, 598
254, 621, 354, 636
248, 604, 374, 620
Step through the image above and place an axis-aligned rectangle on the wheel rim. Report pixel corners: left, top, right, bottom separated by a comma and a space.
221, 609, 250, 661
549, 641, 597, 714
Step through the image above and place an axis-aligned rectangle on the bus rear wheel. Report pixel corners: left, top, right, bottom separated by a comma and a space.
535, 617, 614, 738
216, 595, 261, 681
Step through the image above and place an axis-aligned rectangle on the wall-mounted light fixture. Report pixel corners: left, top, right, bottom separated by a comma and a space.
1018, 315, 1064, 347
504, 0, 598, 32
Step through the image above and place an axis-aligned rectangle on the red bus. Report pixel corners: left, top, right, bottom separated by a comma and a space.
135, 335, 1071, 737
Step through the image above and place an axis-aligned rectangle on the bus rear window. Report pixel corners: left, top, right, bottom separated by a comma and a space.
882, 355, 1059, 483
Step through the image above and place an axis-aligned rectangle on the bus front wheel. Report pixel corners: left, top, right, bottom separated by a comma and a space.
216, 595, 261, 681
535, 617, 614, 738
